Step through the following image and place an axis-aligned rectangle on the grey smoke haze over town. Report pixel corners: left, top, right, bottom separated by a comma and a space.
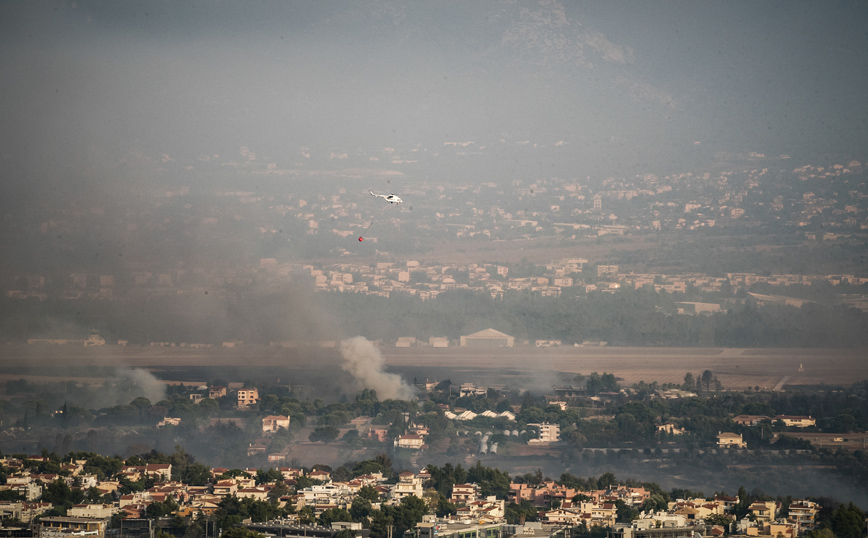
3, 3, 868, 515
2, 0, 867, 200
1, 0, 867, 337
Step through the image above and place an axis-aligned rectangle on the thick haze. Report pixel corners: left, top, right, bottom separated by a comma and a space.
2, 0, 867, 202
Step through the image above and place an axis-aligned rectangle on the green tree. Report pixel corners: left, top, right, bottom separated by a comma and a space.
319, 508, 352, 527
701, 370, 714, 392
296, 506, 316, 525
683, 373, 696, 391
42, 478, 78, 512
831, 503, 866, 538
368, 509, 394, 538
350, 497, 372, 521
615, 500, 639, 523
357, 485, 380, 502
309, 426, 339, 444
388, 495, 428, 537
220, 528, 265, 538
505, 500, 538, 524
182, 463, 213, 486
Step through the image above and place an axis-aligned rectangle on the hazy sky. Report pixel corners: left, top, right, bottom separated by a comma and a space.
1, 0, 867, 187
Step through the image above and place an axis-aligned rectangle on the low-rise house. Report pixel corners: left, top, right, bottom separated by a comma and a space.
61, 463, 84, 476
409, 424, 429, 437
119, 503, 148, 519
157, 417, 181, 428
391, 472, 423, 501
713, 495, 739, 511
213, 480, 238, 497
368, 428, 389, 442
657, 423, 686, 435
247, 443, 267, 456
717, 432, 747, 448
541, 501, 615, 528
460, 496, 505, 519
773, 415, 816, 428
508, 481, 578, 507
262, 415, 291, 433
121, 464, 172, 482
609, 520, 695, 538
787, 500, 820, 531
309, 470, 331, 483
451, 483, 480, 504
749, 501, 778, 522
77, 475, 99, 489
0, 501, 52, 523
528, 422, 560, 444
300, 483, 354, 515
355, 473, 385, 487
95, 481, 120, 496
395, 434, 425, 450
237, 487, 270, 501
67, 503, 114, 518
3, 475, 42, 500
237, 388, 260, 409
670, 499, 724, 520
733, 415, 771, 426
608, 486, 651, 507
211, 468, 230, 478
38, 516, 109, 538
745, 522, 795, 538
279, 468, 303, 480
590, 503, 617, 527
539, 507, 586, 525
413, 519, 505, 538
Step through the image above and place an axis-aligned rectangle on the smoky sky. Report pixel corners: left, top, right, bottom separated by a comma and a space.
1, 0, 866, 191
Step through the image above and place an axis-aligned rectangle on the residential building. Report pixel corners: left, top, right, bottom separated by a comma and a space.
395, 434, 425, 450
717, 432, 746, 449
262, 415, 291, 433
773, 415, 816, 428
528, 422, 561, 444
0, 501, 51, 523
38, 516, 109, 538
609, 521, 696, 538
508, 481, 577, 507
67, 504, 114, 518
391, 472, 423, 501
657, 423, 686, 435
749, 501, 779, 522
120, 464, 172, 481
238, 388, 260, 409
733, 415, 771, 426
451, 484, 480, 504
787, 500, 820, 531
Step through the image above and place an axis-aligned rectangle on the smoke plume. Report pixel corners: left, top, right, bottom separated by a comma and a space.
339, 336, 416, 400
92, 368, 168, 408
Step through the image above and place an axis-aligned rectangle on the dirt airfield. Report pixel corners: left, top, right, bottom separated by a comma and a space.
1, 344, 865, 392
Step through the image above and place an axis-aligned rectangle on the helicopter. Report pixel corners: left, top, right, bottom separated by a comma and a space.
370, 190, 403, 204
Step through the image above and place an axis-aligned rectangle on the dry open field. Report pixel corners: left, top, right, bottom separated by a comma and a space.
1, 344, 866, 391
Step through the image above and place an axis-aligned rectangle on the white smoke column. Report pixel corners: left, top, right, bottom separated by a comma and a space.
118, 368, 168, 404
340, 336, 416, 400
